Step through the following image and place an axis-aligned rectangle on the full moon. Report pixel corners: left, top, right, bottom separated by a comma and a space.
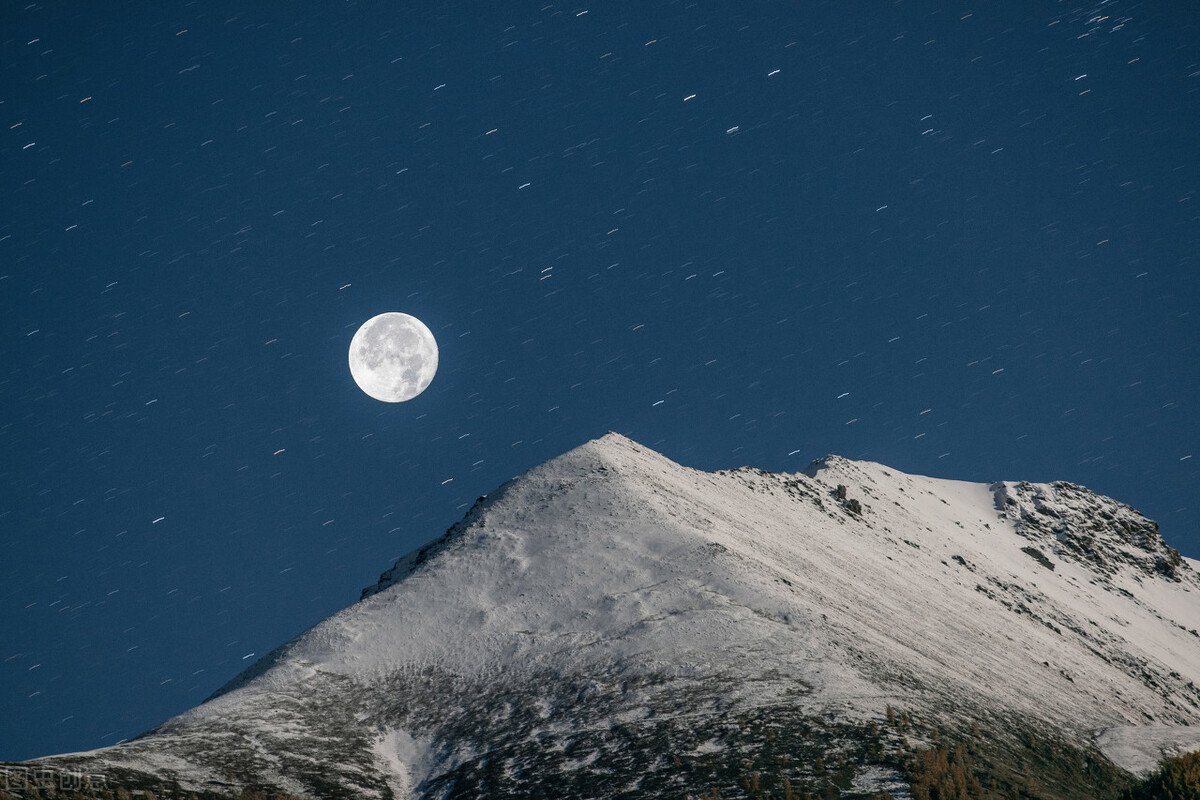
348, 312, 439, 402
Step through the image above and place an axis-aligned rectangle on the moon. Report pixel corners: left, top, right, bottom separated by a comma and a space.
348, 312, 439, 402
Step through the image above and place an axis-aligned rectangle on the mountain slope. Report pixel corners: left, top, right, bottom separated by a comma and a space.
20, 433, 1200, 798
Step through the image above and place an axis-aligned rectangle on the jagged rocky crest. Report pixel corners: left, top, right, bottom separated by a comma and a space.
992, 479, 1189, 582
12, 433, 1200, 800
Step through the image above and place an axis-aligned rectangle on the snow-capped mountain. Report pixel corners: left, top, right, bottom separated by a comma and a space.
18, 434, 1200, 798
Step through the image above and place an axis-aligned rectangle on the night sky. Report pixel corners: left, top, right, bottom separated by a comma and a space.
3, 1, 1198, 762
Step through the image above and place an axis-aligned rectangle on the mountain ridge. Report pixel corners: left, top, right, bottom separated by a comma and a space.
14, 433, 1200, 799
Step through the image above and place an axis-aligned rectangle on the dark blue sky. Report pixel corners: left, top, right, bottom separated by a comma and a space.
3, 1, 1197, 761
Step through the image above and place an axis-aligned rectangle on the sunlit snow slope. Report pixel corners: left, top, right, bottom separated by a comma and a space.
28, 433, 1200, 798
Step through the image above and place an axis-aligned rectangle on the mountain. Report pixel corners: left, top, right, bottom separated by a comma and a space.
10, 433, 1200, 799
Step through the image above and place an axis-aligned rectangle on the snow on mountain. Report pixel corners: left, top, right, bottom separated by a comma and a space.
21, 433, 1200, 798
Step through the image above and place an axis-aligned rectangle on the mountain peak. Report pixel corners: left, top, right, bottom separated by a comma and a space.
358, 432, 673, 603
534, 430, 675, 477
